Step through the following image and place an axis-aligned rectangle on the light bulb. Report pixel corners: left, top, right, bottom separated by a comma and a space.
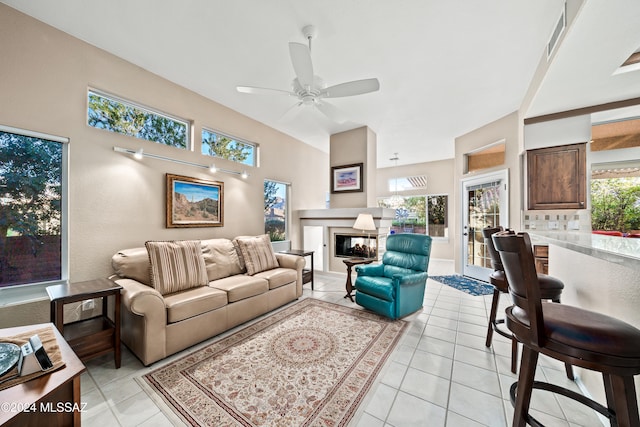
209, 164, 217, 173
241, 170, 248, 179
133, 148, 144, 160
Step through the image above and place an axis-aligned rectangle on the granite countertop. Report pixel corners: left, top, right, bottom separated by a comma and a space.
529, 231, 640, 269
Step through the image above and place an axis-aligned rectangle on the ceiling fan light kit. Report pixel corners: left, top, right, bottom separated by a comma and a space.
236, 25, 379, 123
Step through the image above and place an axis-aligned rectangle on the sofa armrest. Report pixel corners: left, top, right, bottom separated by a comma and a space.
112, 277, 167, 365
275, 253, 305, 271
275, 253, 305, 297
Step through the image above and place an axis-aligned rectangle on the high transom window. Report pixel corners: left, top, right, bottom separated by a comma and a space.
87, 89, 190, 149
202, 128, 256, 167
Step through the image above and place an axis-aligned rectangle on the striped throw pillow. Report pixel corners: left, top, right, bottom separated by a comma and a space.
236, 234, 279, 275
145, 240, 208, 295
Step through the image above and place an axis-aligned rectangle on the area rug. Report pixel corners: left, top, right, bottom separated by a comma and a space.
430, 275, 494, 296
139, 298, 407, 426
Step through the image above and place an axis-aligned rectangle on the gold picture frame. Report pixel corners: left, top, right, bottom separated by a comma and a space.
166, 174, 224, 228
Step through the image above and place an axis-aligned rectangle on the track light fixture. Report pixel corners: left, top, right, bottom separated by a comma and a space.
113, 147, 250, 178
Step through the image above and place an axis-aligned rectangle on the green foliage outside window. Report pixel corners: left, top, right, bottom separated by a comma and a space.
202, 129, 255, 166
591, 177, 640, 233
0, 130, 63, 286
87, 91, 188, 148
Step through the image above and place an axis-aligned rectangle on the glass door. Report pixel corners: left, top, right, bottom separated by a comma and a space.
461, 170, 509, 281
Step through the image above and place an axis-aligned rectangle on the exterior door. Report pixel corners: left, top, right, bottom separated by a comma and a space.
461, 170, 509, 281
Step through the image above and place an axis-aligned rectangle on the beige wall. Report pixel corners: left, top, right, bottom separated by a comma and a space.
376, 159, 455, 260
454, 112, 521, 274
0, 5, 328, 289
329, 126, 377, 208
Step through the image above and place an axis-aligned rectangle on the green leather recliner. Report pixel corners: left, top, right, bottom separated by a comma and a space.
354, 233, 432, 319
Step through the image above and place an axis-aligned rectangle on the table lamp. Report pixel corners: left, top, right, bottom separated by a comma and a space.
353, 213, 377, 258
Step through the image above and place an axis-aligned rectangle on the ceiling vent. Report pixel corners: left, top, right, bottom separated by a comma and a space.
547, 3, 566, 59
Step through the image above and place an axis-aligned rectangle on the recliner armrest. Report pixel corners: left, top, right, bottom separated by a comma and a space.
394, 272, 428, 287
355, 264, 385, 276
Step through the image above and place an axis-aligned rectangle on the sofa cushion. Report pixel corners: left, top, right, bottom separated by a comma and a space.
163, 286, 228, 323
253, 267, 296, 290
235, 234, 279, 275
209, 275, 269, 302
201, 238, 244, 281
145, 240, 208, 295
112, 247, 152, 286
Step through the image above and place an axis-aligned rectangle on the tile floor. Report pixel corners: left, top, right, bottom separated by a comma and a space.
80, 260, 604, 426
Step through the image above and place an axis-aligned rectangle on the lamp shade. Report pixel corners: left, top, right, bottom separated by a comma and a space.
353, 213, 376, 232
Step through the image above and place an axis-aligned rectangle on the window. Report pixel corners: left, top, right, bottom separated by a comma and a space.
0, 125, 67, 287
591, 163, 640, 234
378, 194, 448, 238
87, 90, 189, 148
264, 180, 288, 241
202, 129, 256, 167
427, 195, 449, 238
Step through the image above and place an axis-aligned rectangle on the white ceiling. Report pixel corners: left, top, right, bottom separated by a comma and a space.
3, 0, 640, 167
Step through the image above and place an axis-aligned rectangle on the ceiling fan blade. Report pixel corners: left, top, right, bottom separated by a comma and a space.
278, 101, 303, 122
321, 78, 380, 98
315, 101, 347, 123
289, 42, 314, 88
236, 86, 294, 96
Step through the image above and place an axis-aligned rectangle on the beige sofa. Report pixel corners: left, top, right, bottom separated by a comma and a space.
110, 236, 304, 366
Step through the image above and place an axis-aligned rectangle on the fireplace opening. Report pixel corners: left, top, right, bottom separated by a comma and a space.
335, 234, 378, 259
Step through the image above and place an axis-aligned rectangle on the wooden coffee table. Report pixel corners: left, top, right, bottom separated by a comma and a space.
0, 323, 86, 427
343, 257, 373, 302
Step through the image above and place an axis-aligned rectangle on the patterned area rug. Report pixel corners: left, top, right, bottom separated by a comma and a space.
139, 298, 407, 426
430, 275, 494, 296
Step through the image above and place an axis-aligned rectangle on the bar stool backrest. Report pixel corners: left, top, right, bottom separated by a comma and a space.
492, 231, 545, 347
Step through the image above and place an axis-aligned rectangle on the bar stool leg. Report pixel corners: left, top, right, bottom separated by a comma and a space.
485, 288, 500, 347
607, 374, 640, 427
513, 346, 538, 427
511, 337, 518, 374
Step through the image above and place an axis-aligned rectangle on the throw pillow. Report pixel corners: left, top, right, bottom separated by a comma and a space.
236, 234, 279, 275
145, 240, 208, 295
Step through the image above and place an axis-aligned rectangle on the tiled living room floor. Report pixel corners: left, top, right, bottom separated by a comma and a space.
80, 260, 604, 426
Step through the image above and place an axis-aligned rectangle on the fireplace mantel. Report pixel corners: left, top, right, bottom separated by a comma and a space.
298, 208, 396, 272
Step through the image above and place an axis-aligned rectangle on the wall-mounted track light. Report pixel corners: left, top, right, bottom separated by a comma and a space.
113, 146, 249, 178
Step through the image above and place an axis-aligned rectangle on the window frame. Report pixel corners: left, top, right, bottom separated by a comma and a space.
201, 127, 258, 167
0, 124, 69, 291
87, 88, 191, 149
264, 179, 290, 242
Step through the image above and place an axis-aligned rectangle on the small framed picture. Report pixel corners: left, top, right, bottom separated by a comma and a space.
166, 174, 224, 228
331, 163, 363, 193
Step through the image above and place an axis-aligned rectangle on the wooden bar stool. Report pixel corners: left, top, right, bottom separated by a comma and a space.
493, 231, 640, 427
482, 227, 571, 378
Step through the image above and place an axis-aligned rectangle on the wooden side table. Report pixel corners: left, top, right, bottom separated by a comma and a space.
46, 278, 122, 368
280, 249, 315, 290
0, 323, 86, 427
343, 257, 373, 302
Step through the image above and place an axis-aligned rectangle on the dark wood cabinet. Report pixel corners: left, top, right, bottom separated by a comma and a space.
533, 245, 549, 275
527, 143, 586, 210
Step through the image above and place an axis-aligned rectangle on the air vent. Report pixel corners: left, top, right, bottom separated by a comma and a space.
547, 3, 566, 59
388, 175, 428, 191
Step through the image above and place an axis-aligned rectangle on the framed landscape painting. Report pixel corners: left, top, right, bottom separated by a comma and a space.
166, 174, 224, 228
331, 163, 363, 193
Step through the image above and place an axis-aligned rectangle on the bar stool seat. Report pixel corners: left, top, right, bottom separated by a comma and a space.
494, 231, 640, 427
512, 302, 640, 360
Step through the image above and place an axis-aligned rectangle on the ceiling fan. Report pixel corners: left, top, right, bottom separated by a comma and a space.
236, 25, 380, 123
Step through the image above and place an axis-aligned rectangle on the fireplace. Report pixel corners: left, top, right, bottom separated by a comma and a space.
335, 234, 377, 259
